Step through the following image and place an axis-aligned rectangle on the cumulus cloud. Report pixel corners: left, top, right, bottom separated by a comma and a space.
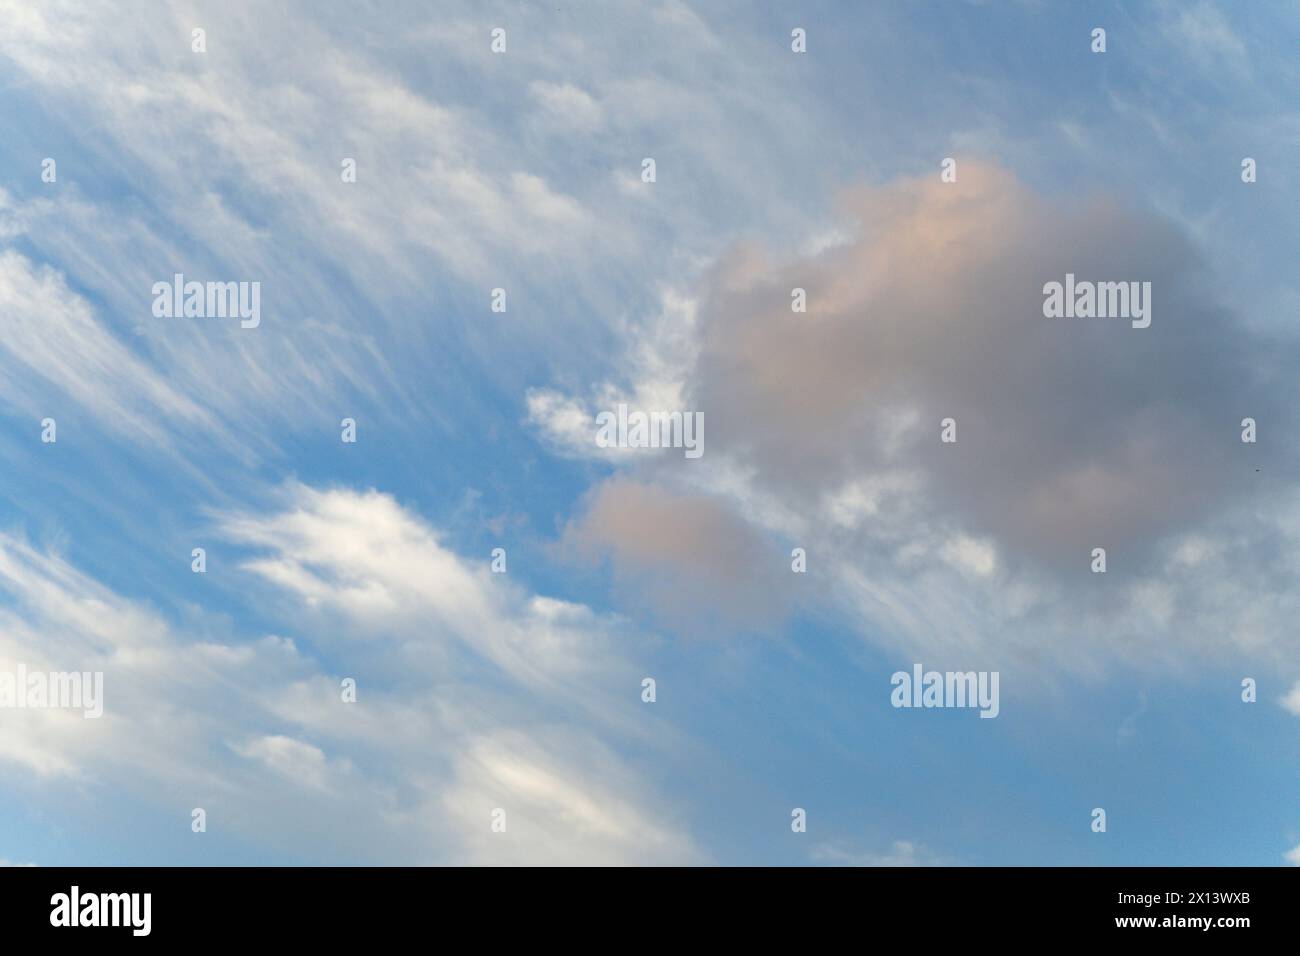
696, 161, 1290, 568
536, 161, 1300, 675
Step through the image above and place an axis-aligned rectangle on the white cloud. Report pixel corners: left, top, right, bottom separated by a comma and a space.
439, 731, 699, 866
218, 484, 616, 689
0, 250, 224, 449
510, 172, 588, 225
1168, 2, 1249, 71
940, 535, 999, 579
230, 735, 346, 792
528, 81, 603, 131
0, 485, 700, 864
527, 288, 700, 461
811, 839, 951, 867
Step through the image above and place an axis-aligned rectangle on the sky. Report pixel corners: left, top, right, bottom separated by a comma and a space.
0, 0, 1298, 866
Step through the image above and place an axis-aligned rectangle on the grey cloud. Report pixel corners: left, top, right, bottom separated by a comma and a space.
563, 477, 794, 635
695, 161, 1295, 573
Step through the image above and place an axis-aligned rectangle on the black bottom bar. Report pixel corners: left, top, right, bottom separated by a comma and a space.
0, 867, 1285, 942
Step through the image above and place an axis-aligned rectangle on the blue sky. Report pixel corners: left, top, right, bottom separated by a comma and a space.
0, 0, 1298, 865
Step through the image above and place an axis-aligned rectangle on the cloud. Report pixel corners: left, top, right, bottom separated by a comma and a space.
0, 249, 225, 450
528, 81, 604, 131
2, 0, 1294, 869
230, 735, 347, 792
438, 730, 699, 866
811, 839, 952, 867
0, 0, 851, 482
218, 484, 624, 690
0, 184, 404, 472
526, 288, 703, 463
1167, 2, 1250, 76
1286, 845, 1300, 866
1281, 681, 1300, 716
0, 0, 628, 468
696, 161, 1288, 568
0, 1, 578, 284
532, 161, 1300, 675
563, 477, 793, 634
0, 485, 700, 864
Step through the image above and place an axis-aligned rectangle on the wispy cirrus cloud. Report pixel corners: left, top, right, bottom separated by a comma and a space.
0, 485, 701, 864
